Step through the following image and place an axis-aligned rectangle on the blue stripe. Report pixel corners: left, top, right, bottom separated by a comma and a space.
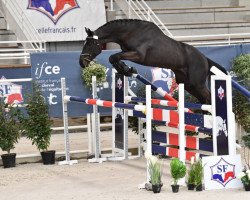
185, 102, 203, 109
199, 138, 213, 152
185, 112, 204, 127
198, 127, 212, 135
69, 96, 86, 103
232, 79, 250, 99
152, 144, 166, 155
114, 102, 135, 110
152, 131, 167, 143
130, 97, 146, 102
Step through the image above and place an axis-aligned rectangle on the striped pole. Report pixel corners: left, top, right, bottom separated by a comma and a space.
133, 74, 177, 102
65, 95, 146, 112
125, 96, 211, 112
152, 120, 212, 135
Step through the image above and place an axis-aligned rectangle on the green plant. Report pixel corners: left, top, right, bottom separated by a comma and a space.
193, 158, 203, 186
187, 163, 196, 185
242, 134, 250, 149
23, 82, 52, 152
170, 158, 186, 185
145, 153, 163, 185
81, 61, 106, 87
237, 170, 250, 186
232, 54, 250, 133
0, 99, 22, 154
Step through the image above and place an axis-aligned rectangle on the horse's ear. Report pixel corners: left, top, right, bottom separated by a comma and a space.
85, 27, 93, 36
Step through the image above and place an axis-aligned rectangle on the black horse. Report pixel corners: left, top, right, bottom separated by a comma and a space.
79, 19, 227, 104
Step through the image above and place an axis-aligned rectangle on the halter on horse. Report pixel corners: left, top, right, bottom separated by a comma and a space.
79, 19, 227, 104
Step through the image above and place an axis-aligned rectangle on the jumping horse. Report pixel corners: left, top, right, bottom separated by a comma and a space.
79, 19, 227, 104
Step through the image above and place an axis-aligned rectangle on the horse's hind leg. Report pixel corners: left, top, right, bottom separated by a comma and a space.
109, 51, 140, 76
186, 85, 211, 104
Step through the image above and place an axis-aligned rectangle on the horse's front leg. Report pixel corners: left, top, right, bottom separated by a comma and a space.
109, 51, 139, 76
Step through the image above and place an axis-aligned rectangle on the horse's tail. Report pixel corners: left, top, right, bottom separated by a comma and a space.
207, 57, 228, 75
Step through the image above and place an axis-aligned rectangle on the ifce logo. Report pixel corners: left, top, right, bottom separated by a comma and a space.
210, 158, 236, 187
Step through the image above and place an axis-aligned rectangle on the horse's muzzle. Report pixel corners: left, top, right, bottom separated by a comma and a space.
79, 55, 89, 68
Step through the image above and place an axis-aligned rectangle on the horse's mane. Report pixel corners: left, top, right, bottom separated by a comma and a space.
96, 19, 152, 31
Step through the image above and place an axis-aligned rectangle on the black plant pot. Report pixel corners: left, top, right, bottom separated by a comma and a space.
188, 183, 195, 190
1, 153, 16, 168
171, 185, 179, 193
152, 183, 163, 193
41, 150, 56, 165
244, 184, 250, 191
196, 184, 203, 191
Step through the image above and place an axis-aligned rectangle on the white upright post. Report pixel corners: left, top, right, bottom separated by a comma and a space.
123, 76, 129, 159
178, 84, 185, 163
138, 117, 143, 157
87, 113, 93, 154
112, 69, 116, 155
211, 76, 218, 156
146, 85, 152, 183
178, 83, 186, 185
58, 78, 78, 165
92, 76, 101, 161
226, 76, 236, 155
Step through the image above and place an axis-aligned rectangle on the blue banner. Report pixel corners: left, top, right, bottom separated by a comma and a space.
2, 43, 246, 117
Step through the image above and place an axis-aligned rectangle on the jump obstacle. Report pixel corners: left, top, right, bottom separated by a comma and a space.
60, 65, 241, 168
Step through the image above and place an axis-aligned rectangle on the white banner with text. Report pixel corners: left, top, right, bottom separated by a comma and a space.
19, 0, 106, 41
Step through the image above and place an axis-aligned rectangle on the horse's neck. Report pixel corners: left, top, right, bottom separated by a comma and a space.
95, 24, 125, 44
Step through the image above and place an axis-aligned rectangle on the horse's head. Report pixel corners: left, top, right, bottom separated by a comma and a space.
79, 28, 102, 68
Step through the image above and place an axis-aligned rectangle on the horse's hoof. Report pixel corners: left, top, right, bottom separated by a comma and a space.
124, 67, 137, 76
131, 67, 137, 74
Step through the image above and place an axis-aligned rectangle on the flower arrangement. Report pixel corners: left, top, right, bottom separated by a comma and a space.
81, 61, 106, 88
145, 152, 163, 193
237, 170, 250, 191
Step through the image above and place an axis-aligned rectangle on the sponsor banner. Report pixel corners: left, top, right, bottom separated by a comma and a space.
0, 68, 31, 104
30, 50, 176, 117
203, 155, 243, 190
18, 0, 106, 41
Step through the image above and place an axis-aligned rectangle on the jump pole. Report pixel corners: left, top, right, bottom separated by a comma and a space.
59, 77, 78, 165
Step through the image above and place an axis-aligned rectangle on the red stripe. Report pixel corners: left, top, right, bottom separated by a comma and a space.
169, 133, 179, 146
185, 124, 197, 132
87, 99, 97, 105
186, 151, 196, 161
103, 101, 113, 107
152, 108, 163, 120
163, 93, 177, 102
168, 122, 178, 128
168, 147, 179, 158
168, 101, 178, 107
170, 110, 179, 123
151, 99, 161, 105
186, 136, 197, 149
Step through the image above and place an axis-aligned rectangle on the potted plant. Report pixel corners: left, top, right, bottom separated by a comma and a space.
170, 158, 186, 193
0, 99, 22, 168
193, 158, 203, 191
237, 169, 250, 191
145, 153, 163, 193
187, 157, 196, 190
23, 82, 54, 165
81, 61, 107, 89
